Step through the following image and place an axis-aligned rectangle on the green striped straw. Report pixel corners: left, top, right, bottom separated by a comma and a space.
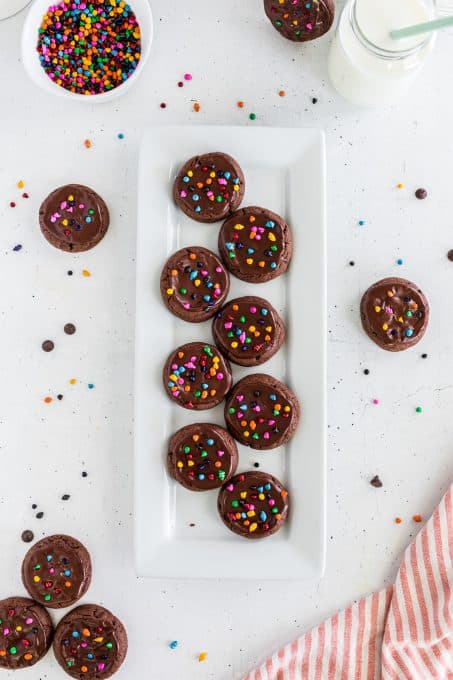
390, 15, 453, 40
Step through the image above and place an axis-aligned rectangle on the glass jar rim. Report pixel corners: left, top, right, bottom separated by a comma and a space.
350, 0, 436, 59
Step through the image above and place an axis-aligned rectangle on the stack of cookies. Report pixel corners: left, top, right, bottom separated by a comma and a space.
160, 151, 300, 540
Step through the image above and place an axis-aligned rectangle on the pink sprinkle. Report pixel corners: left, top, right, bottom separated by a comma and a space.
373, 398, 379, 405
172, 391, 180, 398
201, 270, 208, 276
224, 322, 233, 329
49, 567, 55, 574
263, 432, 270, 440
268, 499, 275, 506
255, 235, 261, 241
218, 178, 227, 186
184, 73, 192, 81
98, 664, 105, 671
60, 201, 67, 209
177, 378, 184, 385
268, 419, 275, 426
180, 190, 187, 198
249, 306, 257, 313
213, 289, 221, 297
216, 372, 224, 380
385, 306, 393, 314
217, 450, 225, 456
50, 216, 57, 223
183, 303, 190, 310
215, 266, 222, 273
306, 22, 313, 29
25, 618, 33, 625
253, 405, 261, 412
236, 394, 244, 402
3, 628, 10, 636
78, 203, 85, 209
258, 227, 265, 234
81, 641, 87, 648
207, 191, 214, 197
171, 363, 178, 370
226, 484, 234, 492
239, 332, 246, 343
251, 226, 257, 232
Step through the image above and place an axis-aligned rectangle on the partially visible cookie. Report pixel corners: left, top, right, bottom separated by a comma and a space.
160, 246, 229, 322
163, 342, 233, 410
173, 152, 245, 223
263, 0, 335, 42
21, 534, 92, 609
212, 296, 286, 366
218, 471, 289, 539
167, 423, 238, 491
224, 374, 300, 449
39, 184, 109, 252
0, 597, 53, 669
53, 604, 127, 679
218, 207, 292, 283
360, 277, 429, 351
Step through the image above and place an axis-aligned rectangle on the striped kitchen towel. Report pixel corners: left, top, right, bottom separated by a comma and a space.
243, 484, 453, 679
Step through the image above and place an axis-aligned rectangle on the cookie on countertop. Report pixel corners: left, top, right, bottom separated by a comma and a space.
224, 374, 300, 449
167, 423, 239, 491
218, 207, 292, 283
173, 152, 245, 223
163, 342, 232, 410
360, 277, 429, 351
263, 0, 335, 41
218, 471, 289, 539
0, 597, 53, 669
212, 296, 286, 366
53, 604, 127, 679
160, 246, 230, 322
21, 534, 92, 609
39, 184, 109, 252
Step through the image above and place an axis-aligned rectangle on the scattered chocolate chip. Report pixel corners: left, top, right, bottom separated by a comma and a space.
61, 494, 70, 501
57, 394, 63, 400
253, 462, 260, 468
21, 530, 34, 543
64, 323, 76, 335
31, 503, 37, 509
67, 270, 73, 276
370, 475, 383, 488
12, 244, 22, 252
35, 512, 44, 519
349, 261, 355, 266
312, 97, 318, 104
189, 523, 195, 527
421, 353, 428, 359
81, 471, 88, 478
447, 250, 453, 262
42, 340, 55, 352
415, 188, 427, 200
363, 369, 370, 375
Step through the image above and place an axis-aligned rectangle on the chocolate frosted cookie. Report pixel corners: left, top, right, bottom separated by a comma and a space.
212, 296, 285, 366
264, 0, 335, 42
0, 597, 53, 669
360, 277, 429, 352
53, 604, 127, 679
173, 152, 245, 223
218, 207, 292, 283
160, 246, 229, 322
39, 184, 109, 252
167, 423, 238, 491
22, 535, 92, 609
224, 374, 300, 449
218, 471, 289, 539
163, 342, 232, 410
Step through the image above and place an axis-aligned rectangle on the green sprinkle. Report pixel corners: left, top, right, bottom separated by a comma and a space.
406, 311, 412, 317
271, 507, 278, 514
239, 316, 246, 323
44, 595, 51, 602
194, 391, 201, 398
9, 647, 17, 655
249, 113, 256, 121
245, 337, 252, 344
106, 642, 113, 649
228, 252, 235, 259
216, 195, 223, 203
273, 409, 279, 416
228, 407, 235, 414
88, 209, 95, 215
203, 346, 213, 357
218, 471, 226, 480
275, 20, 282, 26
416, 406, 423, 413
67, 661, 74, 667
271, 245, 278, 252
183, 446, 190, 453
252, 433, 259, 439
200, 450, 208, 458
232, 500, 239, 508
34, 564, 41, 570
179, 287, 187, 295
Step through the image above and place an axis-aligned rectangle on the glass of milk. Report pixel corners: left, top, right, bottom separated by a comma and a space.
328, 0, 437, 107
0, 0, 31, 21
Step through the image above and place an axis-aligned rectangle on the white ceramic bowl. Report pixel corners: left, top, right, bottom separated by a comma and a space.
21, 0, 153, 102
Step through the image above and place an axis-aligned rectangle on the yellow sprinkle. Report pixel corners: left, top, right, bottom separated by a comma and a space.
249, 523, 258, 533
284, 406, 291, 412
166, 288, 173, 295
94, 637, 104, 643
33, 576, 40, 583
396, 183, 404, 189
234, 223, 244, 230
268, 232, 276, 242
246, 510, 256, 517
243, 431, 249, 437
177, 461, 183, 468
246, 258, 253, 265
209, 171, 216, 178
259, 493, 265, 500
17, 180, 24, 189
266, 326, 273, 332
233, 185, 239, 191
69, 378, 77, 385
240, 491, 247, 499
15, 626, 22, 632
398, 316, 403, 323
387, 291, 393, 297
382, 323, 389, 331
374, 306, 381, 313
82, 269, 91, 277
198, 652, 208, 662
187, 460, 194, 467
187, 170, 193, 178
62, 219, 68, 226
249, 325, 256, 333
194, 279, 201, 287
68, 195, 74, 201
231, 341, 238, 349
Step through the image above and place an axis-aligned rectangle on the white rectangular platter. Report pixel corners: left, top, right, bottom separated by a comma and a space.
135, 125, 326, 579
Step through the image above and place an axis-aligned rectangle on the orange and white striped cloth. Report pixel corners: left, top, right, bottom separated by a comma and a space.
243, 484, 453, 680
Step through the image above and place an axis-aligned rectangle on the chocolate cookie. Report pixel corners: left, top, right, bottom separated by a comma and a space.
360, 277, 429, 352
53, 604, 127, 679
173, 152, 245, 223
160, 247, 229, 322
167, 423, 239, 491
39, 184, 109, 252
22, 535, 92, 609
224, 374, 300, 449
264, 0, 335, 42
0, 597, 53, 669
218, 471, 289, 539
163, 342, 232, 410
212, 296, 286, 366
218, 207, 292, 283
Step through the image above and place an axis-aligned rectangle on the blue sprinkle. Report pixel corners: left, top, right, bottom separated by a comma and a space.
270, 262, 277, 269
264, 483, 271, 491
72, 632, 79, 638
240, 404, 248, 411
306, 2, 311, 7
192, 194, 200, 201
118, 133, 124, 139
396, 258, 404, 265
261, 308, 268, 316
46, 555, 52, 562
247, 248, 254, 254
198, 474, 205, 480
203, 294, 211, 302
269, 394, 277, 401
233, 178, 239, 184
405, 329, 414, 337
358, 219, 365, 226
241, 512, 247, 519
189, 271, 197, 280
87, 653, 94, 660
182, 176, 189, 183
226, 242, 235, 251
169, 641, 178, 650
12, 244, 22, 252
257, 486, 264, 493
195, 206, 201, 213
259, 511, 267, 521
207, 438, 214, 446
64, 569, 71, 576
201, 383, 208, 389
223, 171, 231, 180
265, 220, 275, 228
85, 216, 92, 223
87, 383, 95, 389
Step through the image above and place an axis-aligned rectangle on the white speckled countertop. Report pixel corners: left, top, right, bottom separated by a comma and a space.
1, 1, 453, 678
